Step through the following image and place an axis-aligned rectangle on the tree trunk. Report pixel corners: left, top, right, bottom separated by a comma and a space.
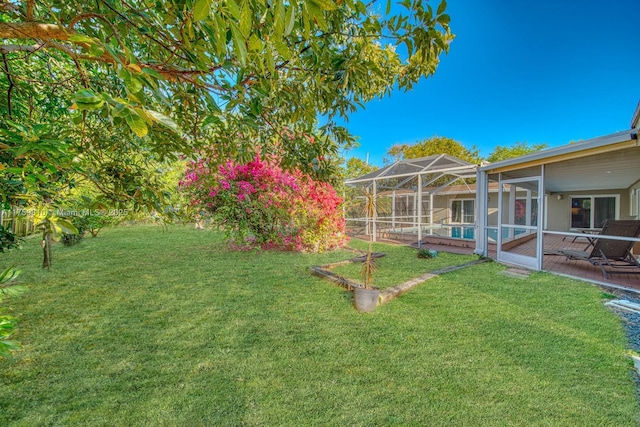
42, 230, 52, 270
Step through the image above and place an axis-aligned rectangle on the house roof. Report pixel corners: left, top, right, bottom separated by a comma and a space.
478, 129, 636, 174
478, 129, 640, 192
631, 100, 640, 129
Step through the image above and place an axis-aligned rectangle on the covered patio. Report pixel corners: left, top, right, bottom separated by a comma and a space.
475, 124, 640, 292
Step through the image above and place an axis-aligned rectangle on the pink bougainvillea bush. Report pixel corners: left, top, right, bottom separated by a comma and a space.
179, 155, 347, 252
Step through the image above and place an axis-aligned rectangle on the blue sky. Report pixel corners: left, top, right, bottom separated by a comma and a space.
341, 0, 640, 167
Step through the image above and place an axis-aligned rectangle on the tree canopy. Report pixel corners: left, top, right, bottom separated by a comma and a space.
485, 141, 548, 163
382, 137, 549, 168
385, 135, 481, 164
343, 157, 377, 180
0, 0, 454, 209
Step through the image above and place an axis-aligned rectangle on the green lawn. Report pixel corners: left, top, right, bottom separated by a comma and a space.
0, 225, 638, 426
331, 238, 478, 289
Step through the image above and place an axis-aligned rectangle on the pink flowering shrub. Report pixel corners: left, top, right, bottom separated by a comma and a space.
179, 155, 347, 252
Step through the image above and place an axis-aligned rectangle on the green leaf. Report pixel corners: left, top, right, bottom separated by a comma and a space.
437, 0, 447, 16
0, 267, 20, 285
309, 0, 338, 11
265, 45, 275, 73
202, 115, 221, 127
284, 3, 296, 36
142, 67, 164, 80
53, 218, 79, 236
273, 41, 291, 59
248, 34, 264, 52
230, 24, 247, 65
146, 110, 182, 134
193, 0, 213, 21
111, 103, 128, 118
301, 7, 311, 38
68, 34, 97, 44
75, 101, 105, 111
437, 13, 450, 25
239, 0, 252, 38
307, 1, 328, 31
385, 0, 391, 15
274, 0, 286, 37
89, 44, 105, 57
125, 76, 144, 94
226, 0, 241, 20
102, 42, 123, 65
73, 89, 102, 104
125, 111, 149, 137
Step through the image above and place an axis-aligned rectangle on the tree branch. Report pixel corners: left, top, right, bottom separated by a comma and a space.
100, 0, 185, 60
68, 12, 125, 53
0, 43, 42, 53
0, 22, 71, 40
0, 1, 20, 14
0, 22, 224, 82
1, 53, 14, 118
26, 0, 34, 20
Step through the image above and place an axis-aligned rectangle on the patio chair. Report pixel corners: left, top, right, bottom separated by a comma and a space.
561, 220, 640, 279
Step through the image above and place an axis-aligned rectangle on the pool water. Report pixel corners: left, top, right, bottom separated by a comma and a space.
382, 224, 530, 242
450, 226, 476, 240
446, 226, 528, 242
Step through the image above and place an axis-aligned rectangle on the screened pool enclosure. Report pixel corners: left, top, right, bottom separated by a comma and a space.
344, 155, 479, 245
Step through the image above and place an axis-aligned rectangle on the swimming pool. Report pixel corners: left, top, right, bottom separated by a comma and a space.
383, 225, 529, 242
383, 224, 477, 240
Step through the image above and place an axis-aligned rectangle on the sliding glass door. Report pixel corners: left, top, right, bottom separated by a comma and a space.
570, 195, 617, 229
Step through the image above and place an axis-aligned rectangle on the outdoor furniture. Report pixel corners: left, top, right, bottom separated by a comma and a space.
561, 228, 603, 250
561, 220, 640, 279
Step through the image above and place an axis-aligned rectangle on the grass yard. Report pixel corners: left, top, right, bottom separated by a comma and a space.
332, 238, 478, 289
0, 225, 638, 426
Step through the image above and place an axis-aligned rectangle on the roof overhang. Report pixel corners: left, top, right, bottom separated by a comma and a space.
478, 130, 636, 174
631, 100, 640, 129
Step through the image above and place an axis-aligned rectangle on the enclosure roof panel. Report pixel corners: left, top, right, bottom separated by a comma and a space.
345, 154, 478, 185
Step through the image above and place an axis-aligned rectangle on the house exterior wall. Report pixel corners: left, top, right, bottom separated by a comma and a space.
546, 196, 569, 230
431, 196, 449, 223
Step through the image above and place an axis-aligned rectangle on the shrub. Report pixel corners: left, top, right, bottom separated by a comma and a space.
0, 267, 25, 358
61, 232, 84, 247
0, 225, 22, 252
180, 155, 347, 252
417, 248, 438, 259
60, 214, 87, 246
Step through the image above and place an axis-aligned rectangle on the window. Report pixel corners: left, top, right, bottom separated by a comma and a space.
452, 199, 475, 224
570, 195, 618, 229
